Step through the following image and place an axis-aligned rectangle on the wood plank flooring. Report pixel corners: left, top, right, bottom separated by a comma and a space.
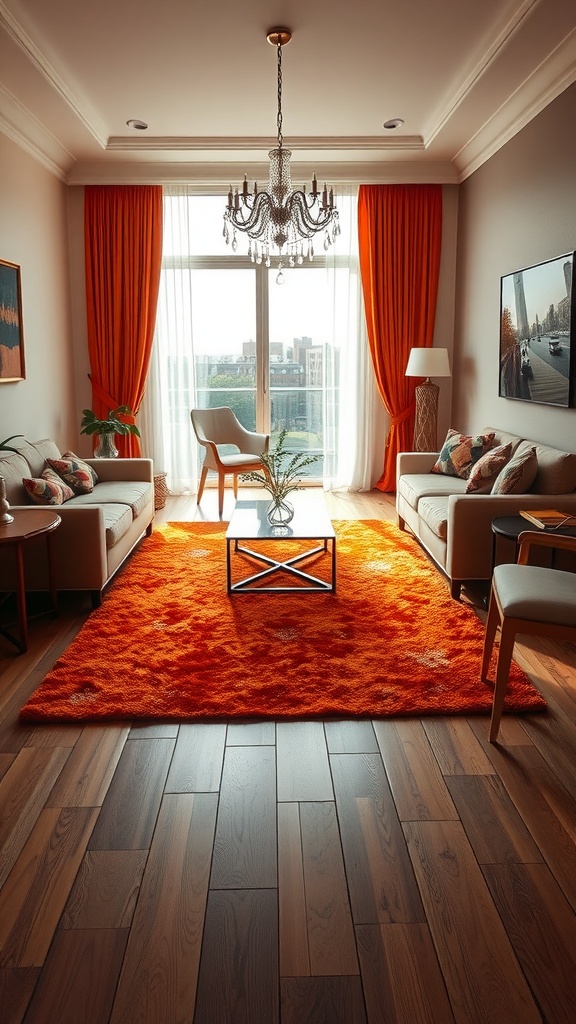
1, 487, 575, 1023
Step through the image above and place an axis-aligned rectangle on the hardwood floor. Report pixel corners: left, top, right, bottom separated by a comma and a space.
1, 488, 575, 1023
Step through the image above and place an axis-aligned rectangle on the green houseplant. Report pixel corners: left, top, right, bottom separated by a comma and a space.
80, 406, 140, 458
241, 429, 317, 525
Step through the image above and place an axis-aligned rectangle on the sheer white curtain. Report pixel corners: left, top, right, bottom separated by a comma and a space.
140, 186, 388, 494
140, 187, 198, 493
324, 188, 389, 491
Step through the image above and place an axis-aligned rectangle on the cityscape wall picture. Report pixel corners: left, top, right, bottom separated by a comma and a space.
499, 251, 574, 407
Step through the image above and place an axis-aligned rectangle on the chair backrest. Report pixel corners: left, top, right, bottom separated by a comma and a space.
191, 407, 246, 448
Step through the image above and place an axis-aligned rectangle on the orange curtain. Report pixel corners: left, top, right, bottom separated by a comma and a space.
358, 184, 442, 491
84, 185, 163, 456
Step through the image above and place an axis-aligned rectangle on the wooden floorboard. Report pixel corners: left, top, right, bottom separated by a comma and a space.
1, 489, 574, 1023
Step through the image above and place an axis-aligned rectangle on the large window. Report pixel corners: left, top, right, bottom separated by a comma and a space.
143, 187, 379, 493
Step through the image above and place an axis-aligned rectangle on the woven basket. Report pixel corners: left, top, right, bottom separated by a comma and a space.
153, 472, 169, 510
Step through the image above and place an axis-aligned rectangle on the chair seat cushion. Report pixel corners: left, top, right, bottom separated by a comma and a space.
493, 564, 576, 625
219, 453, 264, 468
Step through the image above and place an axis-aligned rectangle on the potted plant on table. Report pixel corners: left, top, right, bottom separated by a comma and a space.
80, 406, 140, 458
241, 428, 317, 525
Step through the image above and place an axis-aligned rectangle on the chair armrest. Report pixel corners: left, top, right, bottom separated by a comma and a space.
518, 530, 576, 564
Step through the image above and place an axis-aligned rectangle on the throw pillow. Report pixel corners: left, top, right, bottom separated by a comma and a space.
62, 452, 99, 485
491, 446, 538, 495
465, 442, 512, 494
42, 467, 75, 501
23, 475, 67, 506
46, 454, 97, 495
431, 429, 495, 479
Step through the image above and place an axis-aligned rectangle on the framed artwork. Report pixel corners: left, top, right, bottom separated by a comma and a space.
499, 251, 574, 407
0, 259, 25, 382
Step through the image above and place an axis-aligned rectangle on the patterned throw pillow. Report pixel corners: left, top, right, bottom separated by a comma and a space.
46, 453, 98, 495
62, 452, 99, 485
42, 467, 75, 501
23, 475, 67, 505
465, 442, 512, 494
431, 429, 495, 479
491, 447, 538, 495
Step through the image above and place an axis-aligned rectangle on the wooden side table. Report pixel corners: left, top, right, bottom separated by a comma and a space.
0, 508, 61, 653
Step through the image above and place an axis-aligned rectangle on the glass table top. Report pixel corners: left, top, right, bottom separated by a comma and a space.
226, 498, 335, 541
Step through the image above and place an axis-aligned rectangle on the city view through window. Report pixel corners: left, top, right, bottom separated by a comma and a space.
159, 193, 356, 481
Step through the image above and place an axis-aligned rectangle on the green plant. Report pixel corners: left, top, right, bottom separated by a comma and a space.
0, 434, 24, 453
80, 407, 140, 438
241, 429, 317, 501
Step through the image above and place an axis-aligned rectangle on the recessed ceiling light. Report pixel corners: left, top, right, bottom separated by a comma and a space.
126, 119, 148, 130
383, 118, 404, 130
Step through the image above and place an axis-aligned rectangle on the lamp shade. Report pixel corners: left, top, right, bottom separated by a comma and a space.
405, 347, 451, 378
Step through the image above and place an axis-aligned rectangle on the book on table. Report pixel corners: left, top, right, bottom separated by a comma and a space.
519, 509, 576, 530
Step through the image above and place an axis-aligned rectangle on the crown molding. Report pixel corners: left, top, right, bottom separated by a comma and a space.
0, 1, 107, 148
0, 83, 71, 180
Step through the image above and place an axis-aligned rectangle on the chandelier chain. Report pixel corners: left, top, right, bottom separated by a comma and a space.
276, 41, 283, 149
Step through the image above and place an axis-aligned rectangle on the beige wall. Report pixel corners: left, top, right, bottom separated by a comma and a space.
0, 134, 77, 449
453, 82, 576, 450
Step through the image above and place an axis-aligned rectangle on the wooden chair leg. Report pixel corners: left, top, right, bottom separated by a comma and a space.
481, 589, 500, 681
197, 466, 208, 505
489, 620, 517, 742
233, 474, 239, 498
217, 473, 225, 518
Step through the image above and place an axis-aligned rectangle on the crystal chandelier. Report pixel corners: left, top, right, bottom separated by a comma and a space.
223, 28, 340, 284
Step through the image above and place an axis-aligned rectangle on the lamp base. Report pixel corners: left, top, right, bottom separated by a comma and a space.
413, 380, 439, 452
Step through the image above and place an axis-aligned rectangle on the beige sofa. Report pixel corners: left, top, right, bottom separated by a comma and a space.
0, 438, 154, 607
396, 427, 576, 599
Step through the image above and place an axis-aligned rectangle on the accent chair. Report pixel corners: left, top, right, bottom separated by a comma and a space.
190, 407, 269, 518
481, 529, 576, 741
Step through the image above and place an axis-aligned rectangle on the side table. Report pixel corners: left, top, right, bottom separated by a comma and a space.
492, 514, 576, 568
0, 508, 61, 653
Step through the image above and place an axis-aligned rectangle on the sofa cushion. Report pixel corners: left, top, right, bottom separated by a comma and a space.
526, 441, 576, 494
465, 442, 513, 494
100, 503, 134, 548
11, 437, 62, 478
491, 446, 538, 495
46, 455, 98, 495
67, 481, 152, 518
0, 452, 32, 503
431, 429, 495, 479
417, 495, 449, 540
397, 472, 467, 510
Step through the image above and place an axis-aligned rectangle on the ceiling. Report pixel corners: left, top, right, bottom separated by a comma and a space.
1, 0, 575, 186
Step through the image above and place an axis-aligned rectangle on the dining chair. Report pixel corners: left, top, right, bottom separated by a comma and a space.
481, 530, 576, 741
190, 407, 269, 518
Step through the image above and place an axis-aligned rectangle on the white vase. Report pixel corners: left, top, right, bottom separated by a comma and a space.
0, 475, 14, 525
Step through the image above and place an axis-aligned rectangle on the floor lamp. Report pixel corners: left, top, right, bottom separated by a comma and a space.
405, 347, 451, 451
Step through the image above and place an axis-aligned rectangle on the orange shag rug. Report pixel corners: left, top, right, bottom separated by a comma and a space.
20, 520, 546, 722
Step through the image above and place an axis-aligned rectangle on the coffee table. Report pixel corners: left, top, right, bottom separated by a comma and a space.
226, 498, 336, 593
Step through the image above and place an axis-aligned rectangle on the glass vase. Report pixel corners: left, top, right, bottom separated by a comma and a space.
94, 433, 119, 459
266, 495, 294, 526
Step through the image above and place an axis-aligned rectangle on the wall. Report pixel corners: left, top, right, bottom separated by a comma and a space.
0, 134, 77, 448
453, 82, 576, 450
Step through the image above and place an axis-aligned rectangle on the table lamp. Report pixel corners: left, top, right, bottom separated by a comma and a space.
405, 347, 451, 451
